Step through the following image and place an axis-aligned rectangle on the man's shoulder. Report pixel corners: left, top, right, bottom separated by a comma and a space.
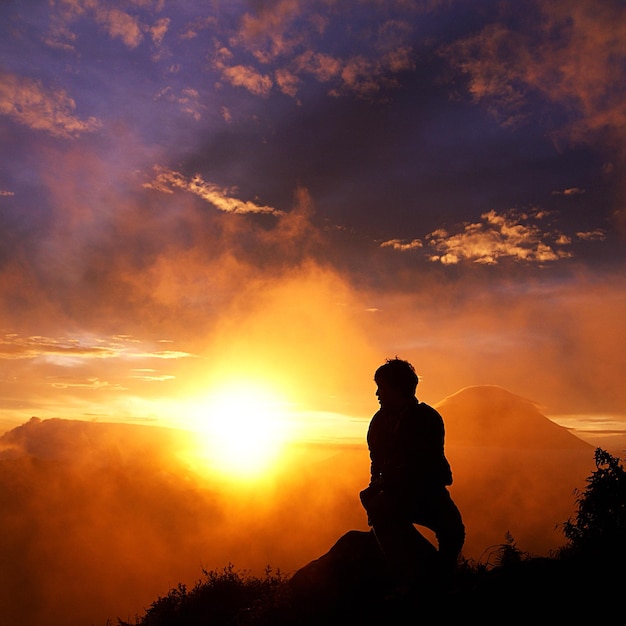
367, 409, 384, 430
412, 401, 444, 421
413, 400, 437, 412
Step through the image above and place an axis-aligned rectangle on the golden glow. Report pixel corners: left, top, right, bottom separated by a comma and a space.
188, 379, 296, 480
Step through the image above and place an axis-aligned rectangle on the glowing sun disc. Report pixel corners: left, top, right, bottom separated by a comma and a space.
194, 381, 293, 478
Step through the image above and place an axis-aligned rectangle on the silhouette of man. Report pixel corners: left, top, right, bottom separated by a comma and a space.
360, 358, 464, 588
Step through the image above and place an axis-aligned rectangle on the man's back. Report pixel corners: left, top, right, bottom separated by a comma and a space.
367, 400, 453, 491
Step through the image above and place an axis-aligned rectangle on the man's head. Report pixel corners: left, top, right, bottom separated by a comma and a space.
374, 358, 418, 410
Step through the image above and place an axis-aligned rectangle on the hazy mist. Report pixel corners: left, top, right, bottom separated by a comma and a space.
0, 386, 599, 626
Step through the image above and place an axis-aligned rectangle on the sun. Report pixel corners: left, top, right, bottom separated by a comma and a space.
189, 380, 295, 479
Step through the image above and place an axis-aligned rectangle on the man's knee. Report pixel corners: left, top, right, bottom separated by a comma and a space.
437, 523, 465, 572
364, 490, 407, 527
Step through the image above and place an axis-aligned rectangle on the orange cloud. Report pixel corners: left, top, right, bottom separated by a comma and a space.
149, 16, 170, 46
154, 86, 205, 120
144, 166, 284, 215
275, 67, 301, 97
537, 1, 626, 142
553, 187, 585, 196
47, 0, 169, 51
380, 238, 423, 251
576, 229, 606, 241
441, 0, 626, 232
292, 50, 342, 83
220, 64, 274, 96
210, 3, 417, 100
179, 16, 217, 40
442, 0, 626, 136
426, 209, 573, 265
93, 5, 144, 48
0, 72, 102, 138
0, 334, 122, 361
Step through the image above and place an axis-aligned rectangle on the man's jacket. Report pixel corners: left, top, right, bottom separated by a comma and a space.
367, 399, 453, 496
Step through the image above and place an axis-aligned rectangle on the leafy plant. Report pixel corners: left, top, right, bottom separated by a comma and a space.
560, 448, 626, 558
117, 564, 285, 626
479, 531, 529, 569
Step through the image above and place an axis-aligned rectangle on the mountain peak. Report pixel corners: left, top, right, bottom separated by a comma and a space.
435, 384, 590, 449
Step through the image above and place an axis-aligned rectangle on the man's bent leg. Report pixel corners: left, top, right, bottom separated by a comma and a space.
367, 491, 438, 586
414, 489, 465, 579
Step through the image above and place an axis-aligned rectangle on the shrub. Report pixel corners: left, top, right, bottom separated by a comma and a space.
560, 448, 626, 559
117, 565, 285, 626
479, 531, 529, 569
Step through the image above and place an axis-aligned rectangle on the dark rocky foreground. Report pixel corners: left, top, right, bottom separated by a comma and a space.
121, 528, 622, 626
257, 529, 622, 624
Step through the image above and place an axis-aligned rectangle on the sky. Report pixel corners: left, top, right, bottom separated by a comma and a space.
1, 0, 625, 451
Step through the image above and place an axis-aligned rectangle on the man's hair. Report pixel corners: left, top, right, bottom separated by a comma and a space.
374, 357, 419, 395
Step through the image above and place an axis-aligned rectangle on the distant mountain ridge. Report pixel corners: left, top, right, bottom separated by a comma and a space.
436, 385, 591, 449
0, 415, 194, 463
